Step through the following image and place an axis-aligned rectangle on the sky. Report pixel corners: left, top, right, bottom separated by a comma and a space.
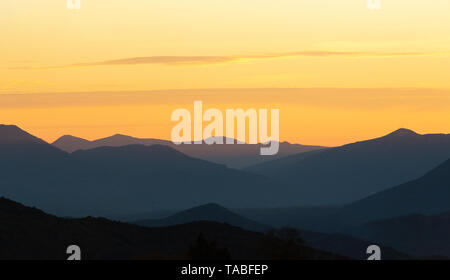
1, 0, 450, 146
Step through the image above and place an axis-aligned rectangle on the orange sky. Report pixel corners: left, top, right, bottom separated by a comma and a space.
1, 0, 449, 146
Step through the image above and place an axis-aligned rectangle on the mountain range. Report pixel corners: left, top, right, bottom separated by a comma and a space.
3, 124, 450, 220
246, 128, 450, 204
332, 157, 450, 227
238, 158, 450, 257
53, 134, 324, 169
239, 157, 450, 233
0, 125, 298, 217
2, 124, 450, 259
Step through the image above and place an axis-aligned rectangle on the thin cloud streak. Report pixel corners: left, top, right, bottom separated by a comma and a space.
16, 51, 440, 70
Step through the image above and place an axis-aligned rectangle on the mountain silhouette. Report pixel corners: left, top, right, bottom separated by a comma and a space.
52, 135, 92, 151
239, 157, 450, 246
53, 134, 325, 169
0, 124, 67, 160
0, 125, 301, 217
246, 128, 450, 204
0, 197, 344, 260
135, 203, 270, 233
334, 157, 450, 226
350, 211, 450, 258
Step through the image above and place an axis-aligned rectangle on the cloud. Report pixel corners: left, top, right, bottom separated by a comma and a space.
16, 50, 437, 69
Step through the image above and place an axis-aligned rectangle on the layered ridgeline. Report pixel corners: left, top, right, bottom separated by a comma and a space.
246, 129, 450, 204
135, 203, 270, 233
235, 158, 450, 258
53, 134, 325, 169
0, 197, 344, 260
134, 203, 408, 260
0, 125, 297, 217
334, 158, 450, 226
321, 159, 450, 257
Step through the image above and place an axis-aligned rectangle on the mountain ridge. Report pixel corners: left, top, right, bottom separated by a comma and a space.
52, 133, 326, 169
135, 203, 270, 233
333, 158, 450, 227
0, 126, 298, 217
246, 128, 450, 204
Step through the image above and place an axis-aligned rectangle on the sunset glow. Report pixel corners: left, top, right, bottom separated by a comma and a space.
1, 0, 450, 145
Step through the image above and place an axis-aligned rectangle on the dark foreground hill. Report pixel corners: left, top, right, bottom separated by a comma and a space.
135, 203, 408, 260
53, 134, 325, 169
246, 129, 450, 204
0, 197, 344, 260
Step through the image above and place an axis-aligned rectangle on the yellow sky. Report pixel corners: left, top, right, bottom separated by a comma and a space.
1, 0, 450, 146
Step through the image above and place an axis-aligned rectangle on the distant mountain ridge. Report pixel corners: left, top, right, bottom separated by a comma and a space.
53, 134, 325, 169
246, 128, 450, 204
135, 203, 270, 233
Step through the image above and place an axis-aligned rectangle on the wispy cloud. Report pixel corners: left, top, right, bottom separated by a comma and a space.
14, 51, 439, 70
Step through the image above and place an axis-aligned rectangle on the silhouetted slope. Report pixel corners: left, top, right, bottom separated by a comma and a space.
135, 203, 269, 233
244, 158, 450, 238
350, 211, 450, 257
63, 144, 296, 216
135, 203, 408, 259
246, 129, 450, 204
0, 125, 71, 207
0, 124, 67, 160
53, 134, 325, 169
335, 158, 450, 226
1, 126, 298, 217
0, 197, 343, 260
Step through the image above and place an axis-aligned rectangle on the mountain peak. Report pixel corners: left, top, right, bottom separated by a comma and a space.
54, 135, 89, 142
386, 128, 419, 137
96, 134, 137, 143
52, 135, 91, 153
110, 134, 133, 139
191, 203, 227, 211
0, 124, 46, 144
